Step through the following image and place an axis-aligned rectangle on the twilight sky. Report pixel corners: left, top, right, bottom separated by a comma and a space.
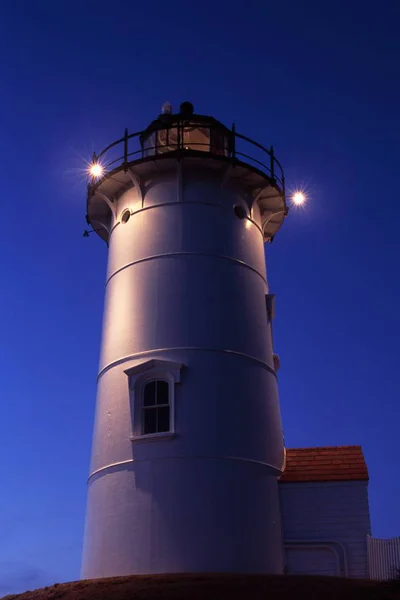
0, 0, 399, 594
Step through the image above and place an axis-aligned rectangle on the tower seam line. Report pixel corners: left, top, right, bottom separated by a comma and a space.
107, 200, 264, 238
105, 252, 268, 287
97, 346, 277, 381
88, 455, 283, 483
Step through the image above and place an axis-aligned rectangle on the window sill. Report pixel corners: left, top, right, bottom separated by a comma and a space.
130, 432, 176, 443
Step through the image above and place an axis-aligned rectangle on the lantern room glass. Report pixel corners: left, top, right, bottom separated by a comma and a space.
142, 123, 229, 158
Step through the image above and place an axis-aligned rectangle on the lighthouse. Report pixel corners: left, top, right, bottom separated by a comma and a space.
82, 102, 288, 578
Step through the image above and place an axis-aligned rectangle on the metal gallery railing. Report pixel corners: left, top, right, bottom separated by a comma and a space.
88, 119, 285, 195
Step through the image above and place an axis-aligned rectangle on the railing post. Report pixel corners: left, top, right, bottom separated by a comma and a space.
123, 128, 128, 172
270, 145, 275, 181
231, 123, 236, 159
88, 152, 97, 194
177, 120, 182, 151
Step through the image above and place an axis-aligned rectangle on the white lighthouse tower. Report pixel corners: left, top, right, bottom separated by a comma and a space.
82, 102, 288, 578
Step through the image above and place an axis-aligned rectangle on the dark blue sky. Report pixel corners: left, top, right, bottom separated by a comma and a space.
0, 0, 399, 594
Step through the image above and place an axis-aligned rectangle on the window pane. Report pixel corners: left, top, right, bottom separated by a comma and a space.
143, 381, 156, 406
157, 406, 170, 433
210, 129, 228, 156
156, 380, 169, 405
183, 126, 210, 152
157, 127, 178, 154
143, 408, 157, 434
142, 132, 156, 157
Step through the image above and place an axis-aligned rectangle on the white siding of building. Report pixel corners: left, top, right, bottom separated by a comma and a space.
280, 481, 371, 578
286, 546, 339, 576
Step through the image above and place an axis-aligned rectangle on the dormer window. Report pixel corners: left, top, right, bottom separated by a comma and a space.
124, 359, 183, 441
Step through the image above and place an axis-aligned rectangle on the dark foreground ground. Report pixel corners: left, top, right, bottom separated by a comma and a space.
3, 574, 400, 600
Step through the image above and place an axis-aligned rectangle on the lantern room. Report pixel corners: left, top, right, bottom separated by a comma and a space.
140, 101, 231, 157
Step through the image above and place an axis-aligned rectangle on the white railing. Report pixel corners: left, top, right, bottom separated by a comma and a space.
367, 534, 400, 580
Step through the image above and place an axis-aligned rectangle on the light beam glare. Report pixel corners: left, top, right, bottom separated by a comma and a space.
292, 191, 306, 206
288, 186, 309, 208
88, 161, 104, 179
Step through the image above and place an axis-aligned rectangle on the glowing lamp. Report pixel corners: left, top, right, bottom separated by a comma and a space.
89, 163, 104, 178
292, 191, 306, 206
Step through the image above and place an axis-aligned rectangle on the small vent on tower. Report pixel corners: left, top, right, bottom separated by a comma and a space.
233, 205, 248, 220
121, 210, 131, 224
266, 294, 276, 320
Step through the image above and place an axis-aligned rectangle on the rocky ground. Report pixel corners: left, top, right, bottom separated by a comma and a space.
2, 573, 400, 600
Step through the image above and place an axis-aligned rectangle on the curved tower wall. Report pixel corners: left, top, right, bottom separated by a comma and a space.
82, 162, 285, 578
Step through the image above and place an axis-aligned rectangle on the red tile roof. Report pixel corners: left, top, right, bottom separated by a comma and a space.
279, 445, 369, 483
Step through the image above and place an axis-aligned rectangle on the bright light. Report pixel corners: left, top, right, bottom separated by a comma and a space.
89, 162, 104, 178
291, 191, 306, 206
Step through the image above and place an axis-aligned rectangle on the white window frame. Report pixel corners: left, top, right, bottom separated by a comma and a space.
124, 359, 182, 442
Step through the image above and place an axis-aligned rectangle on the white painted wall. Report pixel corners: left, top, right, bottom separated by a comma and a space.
82, 162, 285, 578
280, 481, 371, 578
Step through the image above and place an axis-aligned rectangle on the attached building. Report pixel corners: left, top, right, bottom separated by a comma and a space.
280, 446, 371, 578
